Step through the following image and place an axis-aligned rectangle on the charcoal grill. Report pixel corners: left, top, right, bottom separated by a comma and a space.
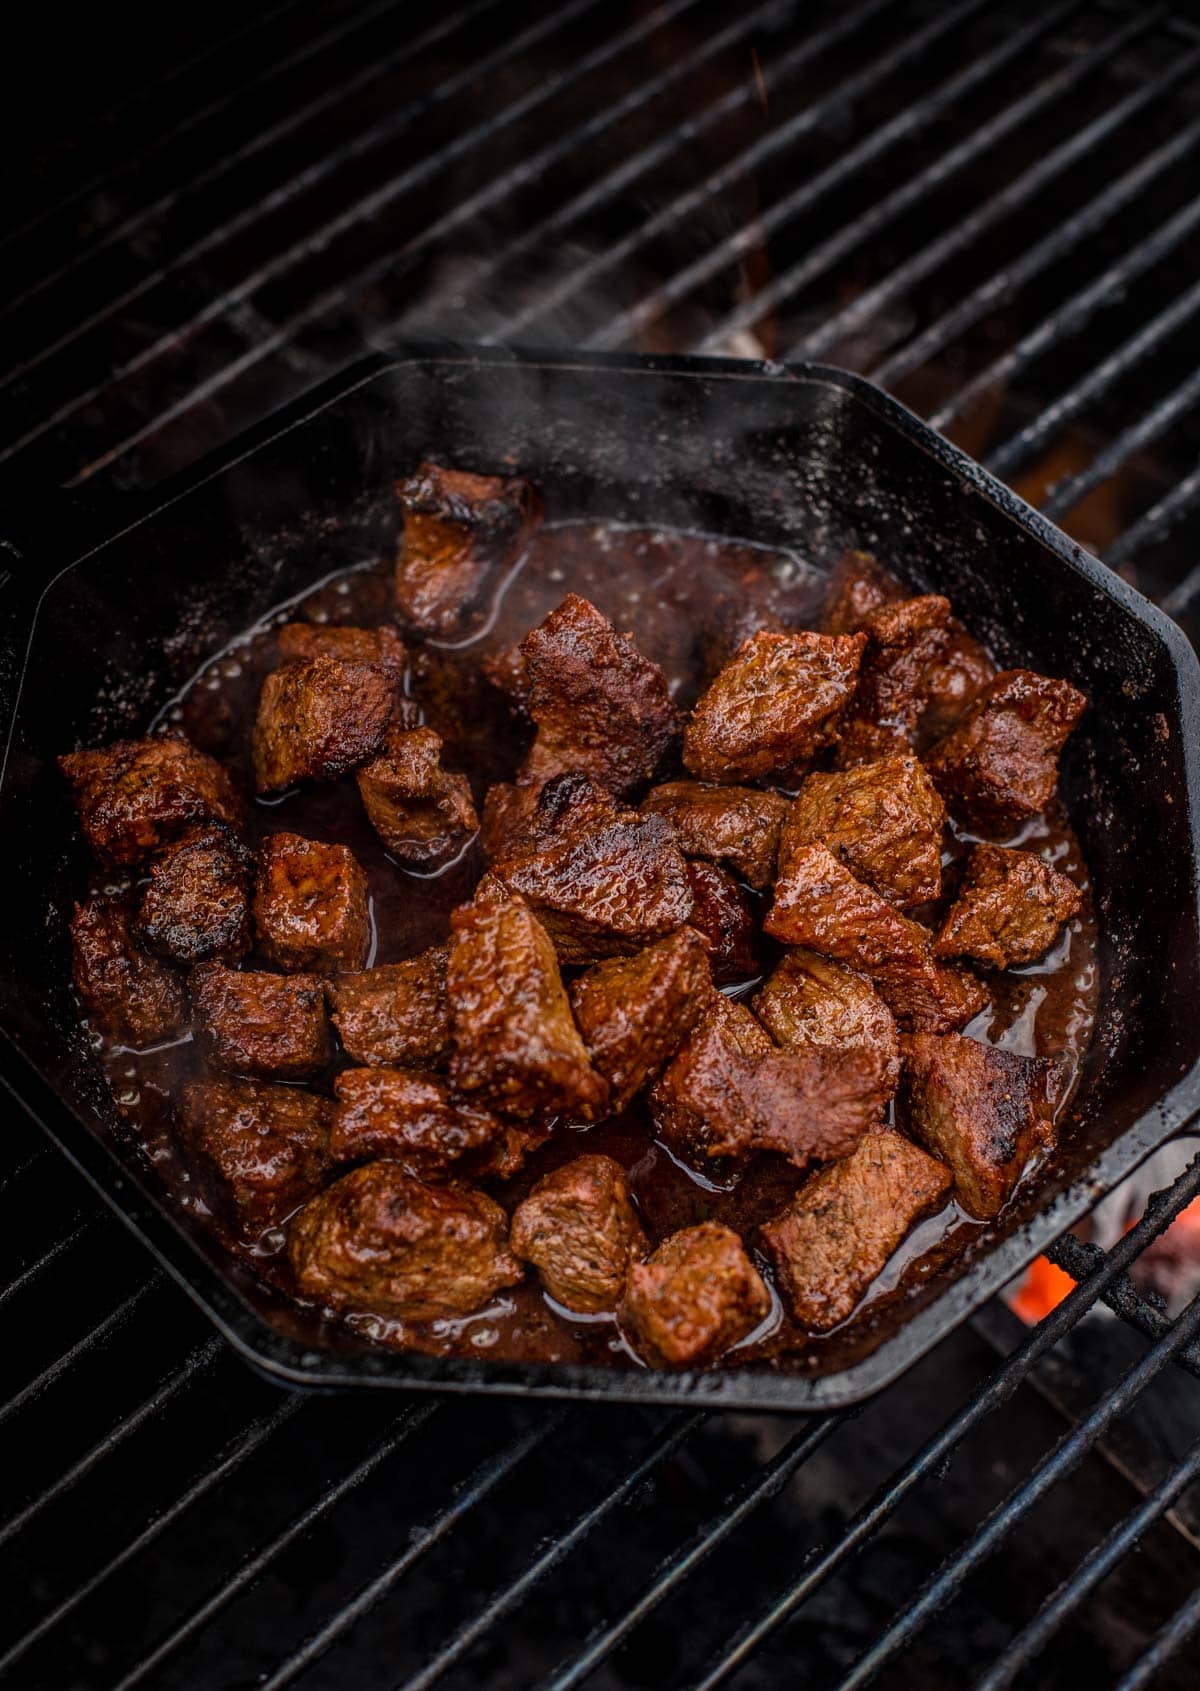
5, 1, 1200, 1685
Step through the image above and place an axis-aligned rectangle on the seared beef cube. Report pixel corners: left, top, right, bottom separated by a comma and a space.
394, 462, 542, 637
476, 1122, 554, 1182
822, 549, 903, 635
835, 596, 951, 767
684, 860, 759, 985
511, 1154, 648, 1314
59, 734, 242, 869
136, 826, 254, 966
356, 726, 478, 866
481, 642, 531, 717
684, 629, 865, 784
873, 955, 987, 1033
326, 944, 451, 1067
288, 1162, 523, 1319
518, 594, 681, 796
759, 1128, 952, 1331
330, 1068, 502, 1178
480, 781, 543, 861
785, 755, 946, 909
925, 669, 1087, 832
901, 1032, 1054, 1218
765, 842, 929, 967
253, 656, 396, 794
921, 625, 996, 743
179, 1077, 331, 1241
278, 622, 407, 673
619, 1223, 770, 1366
569, 926, 711, 1113
698, 594, 786, 682
493, 794, 693, 966
254, 832, 371, 973
935, 843, 1082, 970
640, 781, 788, 890
70, 895, 187, 1045
752, 949, 900, 1093
191, 962, 330, 1079
447, 879, 608, 1122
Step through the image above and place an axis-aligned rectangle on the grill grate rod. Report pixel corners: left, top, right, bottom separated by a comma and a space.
0, 1277, 158, 1429
1119, 473, 1200, 608
0, 1148, 49, 1196
686, 1145, 1200, 1691
596, 0, 1081, 356
1040, 361, 1200, 524
1048, 1233, 1200, 1375
0, 1393, 303, 1678
0, 1212, 104, 1311
973, 1434, 1200, 1691
766, 10, 1187, 363
1115, 1580, 1200, 1691
869, 113, 1200, 392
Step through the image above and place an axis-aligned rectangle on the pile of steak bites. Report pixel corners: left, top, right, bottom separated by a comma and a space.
61, 464, 1089, 1369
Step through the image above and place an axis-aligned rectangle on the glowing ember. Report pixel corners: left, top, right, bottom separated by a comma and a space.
1009, 1254, 1076, 1324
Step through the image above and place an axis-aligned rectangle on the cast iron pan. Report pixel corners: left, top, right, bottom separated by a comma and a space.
1, 345, 1198, 1410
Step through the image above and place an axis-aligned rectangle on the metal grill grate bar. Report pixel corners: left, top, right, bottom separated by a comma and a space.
1048, 1233, 1200, 1373
0, 1278, 158, 1429
0, 1213, 104, 1311
1040, 361, 1200, 523
1115, 1581, 1200, 1691
0, 1148, 50, 1196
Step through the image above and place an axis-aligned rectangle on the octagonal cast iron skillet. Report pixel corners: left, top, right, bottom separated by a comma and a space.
1, 345, 1198, 1411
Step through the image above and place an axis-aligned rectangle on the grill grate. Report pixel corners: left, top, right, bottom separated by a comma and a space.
4, 1, 1200, 1685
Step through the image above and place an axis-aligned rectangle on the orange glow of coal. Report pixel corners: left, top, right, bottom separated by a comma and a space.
1010, 1255, 1076, 1325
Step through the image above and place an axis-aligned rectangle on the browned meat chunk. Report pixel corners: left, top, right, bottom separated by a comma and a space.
518, 594, 681, 796
135, 826, 254, 966
823, 549, 903, 635
326, 945, 451, 1067
447, 879, 608, 1122
640, 781, 788, 890
59, 734, 243, 868
330, 1068, 502, 1178
492, 788, 693, 966
254, 832, 371, 973
394, 462, 542, 637
785, 755, 946, 909
253, 657, 396, 794
698, 594, 786, 682
683, 860, 759, 985
191, 962, 330, 1079
356, 726, 478, 866
924, 669, 1088, 833
752, 949, 900, 1093
619, 1223, 770, 1366
481, 642, 531, 717
70, 895, 187, 1046
179, 1077, 331, 1241
277, 622, 407, 672
765, 842, 928, 967
289, 1162, 523, 1319
569, 926, 711, 1113
835, 596, 951, 767
684, 629, 865, 784
650, 992, 886, 1171
935, 844, 1082, 970
480, 781, 543, 861
511, 1154, 648, 1314
759, 1129, 952, 1331
871, 953, 988, 1034
921, 625, 996, 743
901, 1032, 1054, 1219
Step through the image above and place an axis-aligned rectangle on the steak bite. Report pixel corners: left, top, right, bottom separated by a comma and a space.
136, 826, 254, 966
394, 461, 542, 637
872, 953, 989, 1034
835, 595, 951, 767
921, 625, 996, 743
330, 1067, 502, 1178
935, 843, 1082, 970
191, 963, 331, 1079
277, 622, 407, 673
785, 755, 946, 910
254, 832, 371, 973
569, 926, 711, 1113
480, 782, 543, 862
619, 1223, 770, 1367
698, 594, 786, 682
447, 879, 608, 1122
288, 1162, 524, 1319
252, 656, 396, 794
683, 628, 866, 784
356, 726, 478, 866
640, 781, 788, 890
70, 895, 187, 1046
59, 734, 243, 869
901, 1032, 1054, 1219
511, 1154, 648, 1314
752, 949, 900, 1093
765, 841, 928, 967
326, 944, 451, 1067
492, 788, 693, 966
924, 668, 1088, 833
822, 549, 903, 635
759, 1129, 953, 1332
683, 860, 760, 985
179, 1077, 332, 1241
517, 594, 681, 796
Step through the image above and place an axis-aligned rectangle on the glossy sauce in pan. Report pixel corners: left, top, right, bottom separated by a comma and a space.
96, 523, 1099, 1374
